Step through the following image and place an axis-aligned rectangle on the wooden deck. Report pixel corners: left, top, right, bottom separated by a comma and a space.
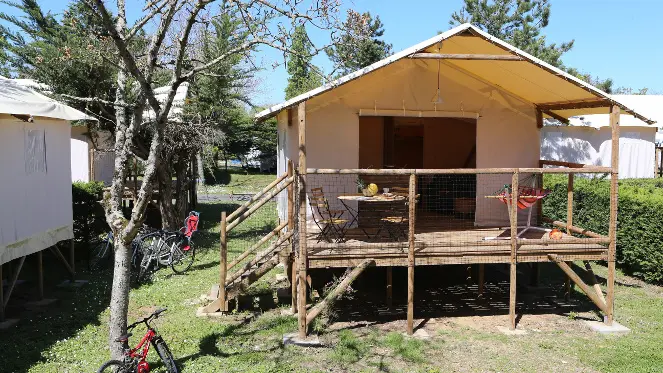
306, 221, 608, 268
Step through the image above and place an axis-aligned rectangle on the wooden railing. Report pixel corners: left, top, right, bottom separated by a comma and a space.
215, 161, 295, 312
297, 165, 614, 335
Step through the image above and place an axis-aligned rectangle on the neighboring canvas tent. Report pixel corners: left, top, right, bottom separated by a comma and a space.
70, 126, 115, 184
541, 95, 662, 178
0, 77, 92, 265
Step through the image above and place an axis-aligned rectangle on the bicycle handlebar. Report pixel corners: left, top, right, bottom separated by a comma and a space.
127, 308, 167, 330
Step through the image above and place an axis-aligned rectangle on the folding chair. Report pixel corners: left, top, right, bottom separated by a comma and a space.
309, 187, 349, 243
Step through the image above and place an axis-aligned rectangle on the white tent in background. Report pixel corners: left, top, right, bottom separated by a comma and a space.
0, 76, 95, 318
541, 95, 663, 179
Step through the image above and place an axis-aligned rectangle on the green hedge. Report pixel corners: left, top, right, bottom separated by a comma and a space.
543, 175, 663, 283
72, 181, 107, 247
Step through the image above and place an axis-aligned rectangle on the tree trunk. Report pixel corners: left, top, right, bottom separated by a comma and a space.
158, 161, 178, 230
109, 237, 132, 358
196, 151, 204, 186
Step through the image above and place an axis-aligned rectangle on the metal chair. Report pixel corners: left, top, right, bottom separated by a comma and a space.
309, 187, 349, 243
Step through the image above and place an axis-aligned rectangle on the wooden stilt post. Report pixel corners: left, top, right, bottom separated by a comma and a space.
607, 105, 620, 325
219, 212, 228, 312
69, 239, 75, 282
4, 256, 25, 308
509, 172, 519, 330
564, 173, 574, 300
386, 267, 393, 307
287, 160, 296, 314
407, 173, 416, 335
297, 102, 308, 339
583, 261, 606, 304
37, 251, 44, 300
0, 264, 4, 322
478, 264, 485, 295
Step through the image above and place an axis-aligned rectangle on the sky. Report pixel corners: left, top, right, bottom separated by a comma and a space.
3, 0, 662, 106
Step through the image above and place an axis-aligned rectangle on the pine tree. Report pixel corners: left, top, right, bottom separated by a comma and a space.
284, 25, 322, 99
327, 10, 392, 76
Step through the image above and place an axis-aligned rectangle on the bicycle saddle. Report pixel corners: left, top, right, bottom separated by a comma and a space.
114, 333, 132, 342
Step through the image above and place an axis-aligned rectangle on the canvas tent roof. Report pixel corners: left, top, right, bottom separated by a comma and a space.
143, 82, 189, 122
0, 76, 94, 121
256, 23, 655, 125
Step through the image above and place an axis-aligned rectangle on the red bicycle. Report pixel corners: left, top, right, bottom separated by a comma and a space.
97, 308, 179, 373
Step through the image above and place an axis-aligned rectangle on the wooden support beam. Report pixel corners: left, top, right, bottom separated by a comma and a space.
297, 101, 308, 338
509, 172, 519, 330
536, 109, 543, 129
407, 173, 416, 335
607, 105, 620, 325
386, 267, 393, 307
540, 109, 570, 124
49, 245, 74, 276
541, 217, 607, 239
548, 255, 608, 314
218, 212, 228, 312
37, 251, 44, 300
305, 259, 375, 325
410, 53, 523, 61
583, 261, 607, 304
537, 99, 611, 111
4, 256, 25, 308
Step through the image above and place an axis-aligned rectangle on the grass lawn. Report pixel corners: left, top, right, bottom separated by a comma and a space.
2, 200, 663, 372
198, 167, 277, 195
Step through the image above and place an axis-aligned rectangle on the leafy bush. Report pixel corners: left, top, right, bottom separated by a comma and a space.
543, 175, 663, 283
72, 181, 107, 247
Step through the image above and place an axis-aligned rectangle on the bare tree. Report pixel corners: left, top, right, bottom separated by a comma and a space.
78, 0, 341, 359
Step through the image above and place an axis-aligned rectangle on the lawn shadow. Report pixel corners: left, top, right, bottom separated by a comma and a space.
311, 264, 601, 327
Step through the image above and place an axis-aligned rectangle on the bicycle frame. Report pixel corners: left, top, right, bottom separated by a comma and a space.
127, 328, 156, 363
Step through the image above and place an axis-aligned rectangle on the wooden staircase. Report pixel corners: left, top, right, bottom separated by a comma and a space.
202, 164, 295, 314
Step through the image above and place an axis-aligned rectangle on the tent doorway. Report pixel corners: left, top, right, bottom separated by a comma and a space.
358, 116, 477, 169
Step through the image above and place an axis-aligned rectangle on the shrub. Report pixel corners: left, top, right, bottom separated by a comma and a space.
72, 181, 107, 247
543, 175, 663, 283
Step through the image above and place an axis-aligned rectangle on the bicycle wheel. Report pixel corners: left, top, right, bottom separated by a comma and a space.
152, 336, 179, 373
90, 238, 112, 271
156, 235, 174, 266
97, 360, 132, 373
168, 236, 195, 274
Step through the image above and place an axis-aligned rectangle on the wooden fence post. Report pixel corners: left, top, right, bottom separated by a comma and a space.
607, 105, 620, 325
407, 173, 416, 335
509, 171, 519, 330
297, 102, 308, 339
287, 160, 296, 314
219, 211, 228, 312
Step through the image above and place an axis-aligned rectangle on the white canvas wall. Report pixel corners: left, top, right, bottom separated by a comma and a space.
541, 126, 656, 179
0, 115, 74, 265
70, 126, 115, 184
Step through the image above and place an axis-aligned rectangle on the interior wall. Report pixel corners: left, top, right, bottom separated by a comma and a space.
424, 117, 476, 168
0, 116, 74, 264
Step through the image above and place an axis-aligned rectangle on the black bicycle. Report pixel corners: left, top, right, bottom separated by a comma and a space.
97, 308, 178, 373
